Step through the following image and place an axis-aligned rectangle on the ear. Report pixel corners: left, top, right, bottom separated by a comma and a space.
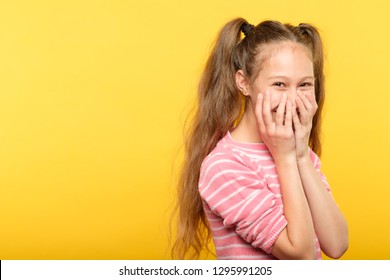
235, 70, 250, 96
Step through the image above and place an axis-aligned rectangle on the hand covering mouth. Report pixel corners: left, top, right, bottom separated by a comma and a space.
272, 106, 300, 116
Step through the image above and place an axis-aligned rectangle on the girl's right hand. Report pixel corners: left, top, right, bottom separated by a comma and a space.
255, 91, 296, 162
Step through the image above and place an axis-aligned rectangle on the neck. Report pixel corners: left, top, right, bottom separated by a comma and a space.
231, 105, 262, 143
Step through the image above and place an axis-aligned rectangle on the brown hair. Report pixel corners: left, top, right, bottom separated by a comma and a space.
171, 17, 325, 259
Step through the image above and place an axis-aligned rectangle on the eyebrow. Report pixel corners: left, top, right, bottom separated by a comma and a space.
268, 75, 315, 80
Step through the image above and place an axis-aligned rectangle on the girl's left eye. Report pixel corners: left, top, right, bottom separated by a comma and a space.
300, 82, 313, 87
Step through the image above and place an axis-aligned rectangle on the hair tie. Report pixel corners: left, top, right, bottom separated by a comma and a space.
241, 23, 254, 37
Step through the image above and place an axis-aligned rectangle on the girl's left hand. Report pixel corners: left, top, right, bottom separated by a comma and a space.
292, 91, 318, 161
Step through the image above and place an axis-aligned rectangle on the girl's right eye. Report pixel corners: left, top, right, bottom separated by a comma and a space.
273, 82, 285, 87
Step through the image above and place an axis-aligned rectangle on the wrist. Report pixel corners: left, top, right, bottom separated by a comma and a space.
297, 152, 311, 165
273, 152, 297, 165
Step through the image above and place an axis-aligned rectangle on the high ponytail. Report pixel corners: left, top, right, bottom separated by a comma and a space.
171, 18, 247, 259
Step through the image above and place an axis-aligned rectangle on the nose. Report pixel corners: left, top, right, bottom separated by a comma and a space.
287, 88, 298, 103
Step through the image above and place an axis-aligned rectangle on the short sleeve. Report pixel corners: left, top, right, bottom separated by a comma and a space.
199, 153, 287, 254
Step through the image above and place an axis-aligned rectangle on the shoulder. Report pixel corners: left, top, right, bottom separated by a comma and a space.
199, 143, 263, 193
200, 139, 253, 177
200, 149, 248, 180
202, 133, 270, 171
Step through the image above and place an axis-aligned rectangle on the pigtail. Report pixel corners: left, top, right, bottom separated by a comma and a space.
171, 18, 247, 259
298, 24, 325, 156
199, 18, 249, 140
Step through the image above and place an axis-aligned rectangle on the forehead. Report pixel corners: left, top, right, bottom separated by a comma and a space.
262, 41, 312, 57
258, 41, 313, 76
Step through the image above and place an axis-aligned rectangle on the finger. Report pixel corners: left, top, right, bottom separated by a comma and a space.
276, 93, 287, 126
306, 91, 316, 103
306, 92, 318, 110
285, 99, 292, 130
298, 91, 313, 111
255, 93, 266, 129
295, 93, 307, 119
263, 90, 273, 126
292, 103, 302, 131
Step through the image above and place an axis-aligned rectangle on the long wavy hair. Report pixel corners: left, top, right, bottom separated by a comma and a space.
171, 17, 325, 259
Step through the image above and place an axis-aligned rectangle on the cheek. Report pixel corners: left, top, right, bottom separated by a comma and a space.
270, 92, 284, 108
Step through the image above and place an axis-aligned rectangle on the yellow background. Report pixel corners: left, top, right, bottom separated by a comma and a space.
1, 0, 389, 259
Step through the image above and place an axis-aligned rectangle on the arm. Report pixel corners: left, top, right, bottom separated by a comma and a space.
294, 91, 348, 258
297, 155, 348, 259
271, 155, 317, 259
256, 92, 316, 259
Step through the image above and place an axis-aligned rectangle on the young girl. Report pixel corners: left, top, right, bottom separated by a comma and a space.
172, 18, 348, 260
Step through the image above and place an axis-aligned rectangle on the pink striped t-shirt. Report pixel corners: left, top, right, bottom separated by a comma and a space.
198, 131, 331, 260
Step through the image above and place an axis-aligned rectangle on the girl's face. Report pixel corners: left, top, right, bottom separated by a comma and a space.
249, 42, 315, 115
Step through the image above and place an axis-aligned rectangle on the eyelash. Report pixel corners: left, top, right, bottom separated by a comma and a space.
272, 82, 313, 87
300, 82, 313, 87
